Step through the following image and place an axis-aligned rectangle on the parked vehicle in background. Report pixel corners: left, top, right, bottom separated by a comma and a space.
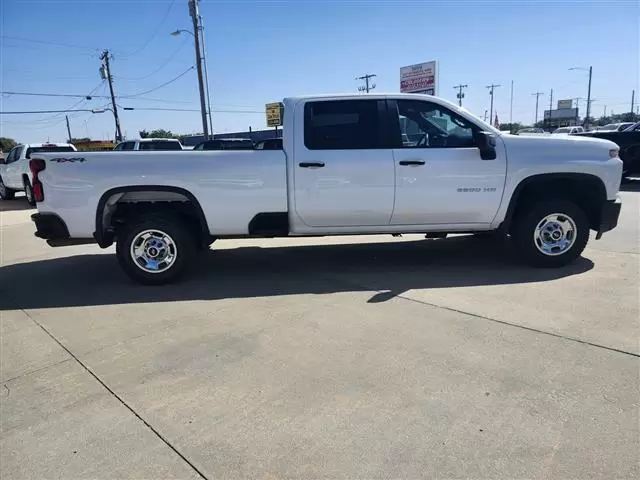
0, 143, 76, 204
597, 123, 634, 132
113, 138, 183, 151
575, 121, 640, 178
193, 138, 254, 150
254, 138, 283, 150
29, 93, 622, 284
516, 128, 548, 136
553, 126, 584, 135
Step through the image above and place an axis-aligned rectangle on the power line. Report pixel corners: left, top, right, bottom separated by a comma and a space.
0, 35, 104, 52
119, 0, 176, 58
118, 37, 190, 81
121, 66, 195, 98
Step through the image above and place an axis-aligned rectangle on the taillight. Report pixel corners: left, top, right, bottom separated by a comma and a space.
29, 159, 46, 202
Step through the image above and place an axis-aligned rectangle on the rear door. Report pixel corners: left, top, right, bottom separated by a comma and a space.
292, 99, 395, 227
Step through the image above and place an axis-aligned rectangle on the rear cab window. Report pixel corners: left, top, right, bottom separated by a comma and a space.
138, 141, 182, 151
25, 145, 75, 159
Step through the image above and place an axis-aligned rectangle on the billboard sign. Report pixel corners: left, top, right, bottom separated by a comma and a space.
544, 108, 578, 120
557, 99, 573, 109
400, 61, 438, 95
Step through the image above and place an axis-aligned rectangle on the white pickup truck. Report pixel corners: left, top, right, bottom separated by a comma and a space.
28, 93, 622, 284
0, 142, 76, 205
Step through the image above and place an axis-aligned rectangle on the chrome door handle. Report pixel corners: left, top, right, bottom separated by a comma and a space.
398, 160, 426, 166
299, 162, 325, 168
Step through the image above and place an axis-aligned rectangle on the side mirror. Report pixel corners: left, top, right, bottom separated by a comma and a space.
0, 157, 5, 165
475, 131, 497, 160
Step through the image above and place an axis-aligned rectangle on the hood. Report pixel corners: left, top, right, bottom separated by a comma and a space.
500, 132, 618, 151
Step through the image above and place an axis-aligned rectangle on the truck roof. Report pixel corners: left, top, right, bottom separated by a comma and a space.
19, 142, 74, 148
284, 92, 453, 102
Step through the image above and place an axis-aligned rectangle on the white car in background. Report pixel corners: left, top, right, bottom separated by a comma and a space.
113, 138, 184, 151
0, 143, 77, 205
552, 126, 585, 135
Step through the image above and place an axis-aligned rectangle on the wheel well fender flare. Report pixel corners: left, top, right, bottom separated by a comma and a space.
501, 173, 606, 231
94, 185, 209, 247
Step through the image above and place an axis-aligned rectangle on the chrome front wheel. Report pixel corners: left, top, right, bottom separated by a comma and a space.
533, 213, 577, 256
129, 229, 178, 273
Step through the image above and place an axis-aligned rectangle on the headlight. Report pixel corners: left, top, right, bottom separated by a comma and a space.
609, 148, 619, 158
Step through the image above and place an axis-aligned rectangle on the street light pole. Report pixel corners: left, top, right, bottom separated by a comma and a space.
569, 66, 593, 130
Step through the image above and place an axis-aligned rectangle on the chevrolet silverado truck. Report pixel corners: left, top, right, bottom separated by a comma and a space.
0, 142, 76, 205
28, 93, 623, 284
575, 121, 640, 178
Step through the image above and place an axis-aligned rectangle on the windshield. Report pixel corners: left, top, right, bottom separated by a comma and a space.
25, 146, 75, 158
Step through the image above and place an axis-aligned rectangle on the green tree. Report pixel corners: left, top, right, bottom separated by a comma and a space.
69, 137, 91, 143
138, 129, 175, 139
0, 137, 17, 151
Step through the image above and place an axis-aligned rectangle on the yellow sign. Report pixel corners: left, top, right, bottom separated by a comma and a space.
266, 102, 283, 127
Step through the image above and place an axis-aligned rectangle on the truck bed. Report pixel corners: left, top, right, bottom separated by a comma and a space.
35, 150, 288, 237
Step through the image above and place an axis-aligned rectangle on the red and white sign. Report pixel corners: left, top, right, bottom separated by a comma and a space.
400, 61, 438, 95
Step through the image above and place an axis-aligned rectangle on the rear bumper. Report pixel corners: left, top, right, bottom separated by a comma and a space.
31, 213, 69, 240
31, 213, 96, 247
596, 196, 622, 239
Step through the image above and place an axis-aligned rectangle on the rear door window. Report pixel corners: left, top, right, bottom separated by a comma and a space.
304, 100, 382, 150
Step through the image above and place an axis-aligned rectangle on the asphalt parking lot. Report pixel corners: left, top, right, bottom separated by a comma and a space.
1, 184, 639, 479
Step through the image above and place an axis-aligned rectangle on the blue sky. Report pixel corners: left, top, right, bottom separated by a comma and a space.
1, 0, 638, 143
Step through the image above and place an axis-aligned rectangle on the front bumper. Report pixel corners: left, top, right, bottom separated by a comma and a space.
595, 196, 622, 239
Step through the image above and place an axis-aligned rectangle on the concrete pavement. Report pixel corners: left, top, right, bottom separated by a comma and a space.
1, 186, 639, 479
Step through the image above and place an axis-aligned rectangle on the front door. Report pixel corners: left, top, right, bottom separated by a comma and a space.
389, 99, 506, 226
293, 99, 395, 227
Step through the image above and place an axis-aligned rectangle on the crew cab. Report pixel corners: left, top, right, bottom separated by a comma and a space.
0, 142, 76, 205
113, 138, 183, 151
29, 93, 623, 284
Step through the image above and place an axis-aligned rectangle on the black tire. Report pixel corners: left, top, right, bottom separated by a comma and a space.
512, 199, 589, 268
0, 176, 15, 200
23, 178, 35, 206
116, 214, 196, 285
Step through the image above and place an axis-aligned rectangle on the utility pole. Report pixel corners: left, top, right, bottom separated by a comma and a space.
603, 105, 607, 117
100, 50, 122, 142
483, 109, 488, 122
356, 74, 377, 93
509, 80, 514, 124
453, 84, 468, 106
65, 115, 72, 142
532, 91, 544, 124
547, 89, 553, 130
486, 84, 501, 125
631, 89, 635, 115
189, 0, 209, 139
585, 66, 593, 130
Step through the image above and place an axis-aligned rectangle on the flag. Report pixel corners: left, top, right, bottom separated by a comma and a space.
494, 112, 500, 129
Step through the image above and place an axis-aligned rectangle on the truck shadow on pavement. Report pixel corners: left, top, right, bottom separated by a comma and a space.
0, 197, 34, 212
0, 236, 594, 311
